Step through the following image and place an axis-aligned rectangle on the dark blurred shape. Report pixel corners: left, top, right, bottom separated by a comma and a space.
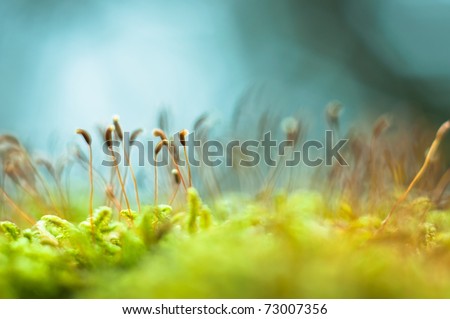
232, 0, 450, 122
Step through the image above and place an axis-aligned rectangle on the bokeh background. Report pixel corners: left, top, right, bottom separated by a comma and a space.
1, 0, 449, 151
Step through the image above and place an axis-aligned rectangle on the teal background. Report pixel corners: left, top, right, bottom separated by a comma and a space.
0, 0, 449, 151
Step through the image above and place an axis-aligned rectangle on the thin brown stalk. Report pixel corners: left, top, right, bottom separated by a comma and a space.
154, 155, 158, 207
1, 188, 35, 225
113, 116, 141, 213
18, 149, 63, 216
169, 169, 181, 205
123, 146, 141, 213
153, 129, 187, 190
4, 163, 49, 211
380, 120, 450, 229
432, 168, 450, 204
105, 184, 122, 212
106, 125, 131, 217
72, 144, 115, 207
36, 157, 69, 213
368, 116, 391, 202
168, 147, 187, 191
76, 129, 95, 239
180, 129, 192, 188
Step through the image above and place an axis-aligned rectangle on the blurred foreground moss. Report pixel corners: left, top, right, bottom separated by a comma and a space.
1, 189, 450, 298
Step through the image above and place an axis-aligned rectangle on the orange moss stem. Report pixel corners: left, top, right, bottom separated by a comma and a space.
123, 144, 141, 213
154, 155, 158, 207
1, 188, 35, 225
110, 149, 132, 217
380, 120, 450, 229
183, 145, 192, 188
88, 145, 94, 239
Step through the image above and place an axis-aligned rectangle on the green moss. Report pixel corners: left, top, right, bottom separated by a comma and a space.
1, 188, 450, 298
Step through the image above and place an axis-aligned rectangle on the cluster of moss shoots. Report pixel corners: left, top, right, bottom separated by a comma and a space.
0, 110, 450, 298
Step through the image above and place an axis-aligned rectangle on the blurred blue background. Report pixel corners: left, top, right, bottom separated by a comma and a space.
1, 0, 449, 151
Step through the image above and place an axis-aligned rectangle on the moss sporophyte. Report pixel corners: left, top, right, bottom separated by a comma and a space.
0, 110, 450, 298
